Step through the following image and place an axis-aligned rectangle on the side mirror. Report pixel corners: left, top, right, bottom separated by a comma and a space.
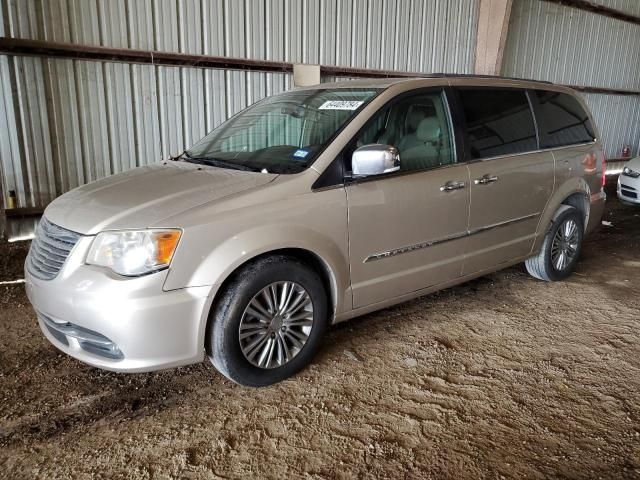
352, 144, 400, 177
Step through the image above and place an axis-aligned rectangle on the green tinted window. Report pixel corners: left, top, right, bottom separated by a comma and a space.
186, 89, 379, 174
351, 90, 455, 172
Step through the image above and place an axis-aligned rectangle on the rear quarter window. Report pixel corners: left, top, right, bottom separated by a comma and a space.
533, 90, 595, 148
458, 88, 537, 160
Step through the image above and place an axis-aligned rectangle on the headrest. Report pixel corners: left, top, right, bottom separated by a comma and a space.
416, 117, 441, 142
406, 109, 427, 131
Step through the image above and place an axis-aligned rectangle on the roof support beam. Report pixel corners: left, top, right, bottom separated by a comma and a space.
0, 37, 638, 96
0, 37, 419, 78
475, 0, 513, 76
540, 0, 640, 26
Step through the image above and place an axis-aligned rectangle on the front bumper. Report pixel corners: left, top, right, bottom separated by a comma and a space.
25, 237, 212, 372
617, 174, 640, 204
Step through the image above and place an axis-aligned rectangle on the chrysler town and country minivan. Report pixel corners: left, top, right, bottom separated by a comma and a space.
26, 76, 606, 386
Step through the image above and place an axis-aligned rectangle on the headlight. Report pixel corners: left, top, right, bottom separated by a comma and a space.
623, 166, 640, 178
86, 229, 182, 276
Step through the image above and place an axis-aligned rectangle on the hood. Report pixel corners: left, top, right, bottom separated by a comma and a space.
624, 156, 640, 172
44, 162, 278, 234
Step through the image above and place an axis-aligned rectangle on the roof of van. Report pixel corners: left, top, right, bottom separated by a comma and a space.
303, 74, 565, 91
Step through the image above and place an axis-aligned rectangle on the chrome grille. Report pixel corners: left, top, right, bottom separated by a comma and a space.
27, 217, 81, 280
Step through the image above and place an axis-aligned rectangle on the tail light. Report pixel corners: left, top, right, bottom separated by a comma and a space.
601, 152, 607, 187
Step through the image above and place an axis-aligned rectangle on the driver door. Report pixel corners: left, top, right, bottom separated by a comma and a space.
346, 89, 470, 309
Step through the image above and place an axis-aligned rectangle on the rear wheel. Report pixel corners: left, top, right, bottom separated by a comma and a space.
207, 255, 328, 387
525, 205, 584, 281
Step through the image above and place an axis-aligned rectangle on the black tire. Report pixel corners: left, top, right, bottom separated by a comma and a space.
525, 205, 584, 282
206, 254, 328, 387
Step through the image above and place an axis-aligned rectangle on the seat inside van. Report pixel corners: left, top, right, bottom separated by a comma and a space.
351, 92, 454, 173
396, 99, 452, 171
398, 117, 443, 170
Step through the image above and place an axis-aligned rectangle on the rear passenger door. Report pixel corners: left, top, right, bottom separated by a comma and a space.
455, 87, 555, 275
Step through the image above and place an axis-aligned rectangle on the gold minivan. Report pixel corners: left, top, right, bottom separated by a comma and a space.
25, 76, 606, 386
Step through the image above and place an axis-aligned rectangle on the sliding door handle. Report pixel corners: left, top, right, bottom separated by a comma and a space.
440, 181, 466, 192
474, 175, 499, 185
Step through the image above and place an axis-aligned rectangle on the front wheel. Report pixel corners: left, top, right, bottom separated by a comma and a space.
525, 205, 584, 281
206, 255, 328, 387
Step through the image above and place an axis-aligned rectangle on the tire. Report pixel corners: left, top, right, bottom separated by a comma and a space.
525, 205, 584, 282
206, 254, 328, 387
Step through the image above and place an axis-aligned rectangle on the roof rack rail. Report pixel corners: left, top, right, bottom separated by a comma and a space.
421, 73, 554, 84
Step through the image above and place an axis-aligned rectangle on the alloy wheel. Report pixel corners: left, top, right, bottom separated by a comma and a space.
551, 218, 579, 271
238, 281, 314, 369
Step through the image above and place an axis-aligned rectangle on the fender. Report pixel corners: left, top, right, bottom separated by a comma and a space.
170, 223, 352, 358
531, 176, 591, 254
164, 222, 351, 315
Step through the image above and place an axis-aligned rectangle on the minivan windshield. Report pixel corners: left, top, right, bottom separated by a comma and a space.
184, 88, 379, 174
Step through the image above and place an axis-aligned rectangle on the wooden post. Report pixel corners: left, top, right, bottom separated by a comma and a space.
293, 64, 321, 87
0, 174, 5, 240
475, 0, 514, 76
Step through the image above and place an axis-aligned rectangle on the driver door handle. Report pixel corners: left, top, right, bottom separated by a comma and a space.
474, 175, 499, 185
440, 181, 466, 192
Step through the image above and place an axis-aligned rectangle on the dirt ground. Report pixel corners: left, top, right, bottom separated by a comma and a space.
1, 183, 639, 480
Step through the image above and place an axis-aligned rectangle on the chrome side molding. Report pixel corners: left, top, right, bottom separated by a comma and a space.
364, 212, 540, 263
474, 175, 499, 185
439, 180, 466, 192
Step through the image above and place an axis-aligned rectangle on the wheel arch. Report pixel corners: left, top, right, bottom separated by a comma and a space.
561, 192, 590, 229
202, 247, 341, 357
213, 247, 338, 321
532, 178, 591, 254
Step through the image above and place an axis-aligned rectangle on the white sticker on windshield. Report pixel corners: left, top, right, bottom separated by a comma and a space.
318, 100, 364, 111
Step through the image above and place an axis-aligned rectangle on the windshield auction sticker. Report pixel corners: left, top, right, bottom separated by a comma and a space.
318, 100, 364, 110
292, 149, 309, 159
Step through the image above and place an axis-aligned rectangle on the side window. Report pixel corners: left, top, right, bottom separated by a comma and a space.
349, 90, 455, 173
458, 88, 537, 160
356, 106, 391, 146
533, 90, 595, 148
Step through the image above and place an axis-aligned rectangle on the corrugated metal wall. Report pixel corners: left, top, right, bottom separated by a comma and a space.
0, 0, 479, 209
502, 0, 640, 158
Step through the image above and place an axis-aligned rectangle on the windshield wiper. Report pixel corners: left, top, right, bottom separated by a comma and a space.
183, 156, 255, 172
168, 150, 189, 161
